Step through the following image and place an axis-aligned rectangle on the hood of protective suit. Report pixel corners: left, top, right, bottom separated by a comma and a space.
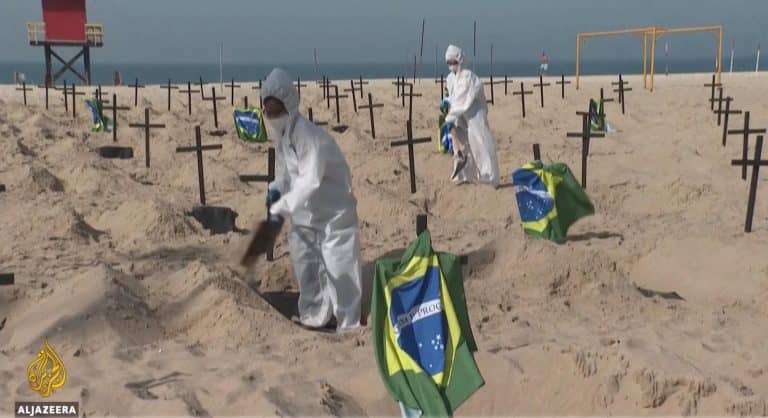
261, 68, 300, 118
445, 44, 465, 69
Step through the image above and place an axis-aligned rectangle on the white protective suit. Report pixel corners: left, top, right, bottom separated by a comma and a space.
262, 68, 362, 332
445, 45, 500, 187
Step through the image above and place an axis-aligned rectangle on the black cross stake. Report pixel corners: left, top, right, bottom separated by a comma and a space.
160, 79, 179, 112
611, 74, 631, 114
714, 98, 742, 147
484, 75, 503, 105
704, 74, 722, 111
343, 80, 358, 113
129, 108, 166, 167
178, 81, 200, 116
390, 120, 432, 193
513, 82, 533, 118
175, 126, 223, 206
327, 85, 348, 125
102, 94, 130, 143
731, 135, 767, 233
402, 83, 422, 123
96, 85, 110, 105
294, 77, 307, 102
533, 75, 551, 108
203, 87, 227, 129
68, 84, 85, 119
251, 79, 263, 107
198, 77, 208, 100
359, 93, 384, 139
393, 76, 409, 102
319, 76, 332, 101
566, 113, 605, 189
556, 74, 571, 99
238, 148, 277, 261
62, 80, 68, 112
15, 82, 32, 106
129, 78, 145, 107
727, 111, 767, 180
353, 76, 368, 99
600, 87, 614, 104
533, 143, 541, 161
307, 107, 328, 127
504, 75, 511, 96
227, 79, 241, 106
37, 83, 58, 110
0, 273, 14, 286
710, 87, 727, 126
435, 74, 445, 100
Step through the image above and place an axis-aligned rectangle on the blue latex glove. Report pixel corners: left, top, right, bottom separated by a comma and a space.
268, 213, 284, 225
444, 121, 454, 132
439, 99, 450, 115
266, 188, 281, 207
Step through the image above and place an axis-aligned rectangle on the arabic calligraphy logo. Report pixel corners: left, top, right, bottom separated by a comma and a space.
27, 338, 67, 397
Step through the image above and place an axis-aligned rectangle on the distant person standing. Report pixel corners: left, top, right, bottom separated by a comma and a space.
539, 51, 549, 76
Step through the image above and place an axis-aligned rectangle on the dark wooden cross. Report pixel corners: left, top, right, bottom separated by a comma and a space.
178, 81, 200, 116
128, 78, 145, 107
710, 87, 728, 126
704, 74, 722, 111
294, 77, 307, 102
68, 84, 85, 119
504, 75, 511, 96
62, 80, 69, 112
600, 87, 614, 104
731, 135, 767, 233
129, 108, 166, 167
238, 147, 277, 261
401, 83, 422, 123
359, 93, 384, 139
513, 82, 533, 118
533, 143, 541, 161
393, 76, 409, 102
484, 75, 503, 105
0, 273, 13, 286
556, 74, 571, 99
308, 107, 328, 127
319, 76, 332, 101
15, 82, 32, 106
203, 87, 227, 129
227, 79, 241, 106
611, 74, 631, 114
102, 93, 130, 142
343, 80, 358, 113
727, 111, 767, 180
353, 76, 368, 99
36, 83, 55, 110
96, 85, 110, 105
566, 113, 605, 188
198, 77, 208, 100
251, 79, 262, 107
327, 85, 348, 124
175, 126, 223, 206
533, 75, 551, 108
415, 214, 469, 265
160, 79, 179, 111
714, 97, 742, 147
435, 74, 445, 100
0, 184, 5, 193
390, 120, 432, 193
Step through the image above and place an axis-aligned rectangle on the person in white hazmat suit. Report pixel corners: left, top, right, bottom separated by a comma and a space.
443, 44, 500, 187
261, 68, 362, 332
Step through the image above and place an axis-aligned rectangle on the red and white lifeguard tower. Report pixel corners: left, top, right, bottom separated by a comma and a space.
27, 0, 104, 85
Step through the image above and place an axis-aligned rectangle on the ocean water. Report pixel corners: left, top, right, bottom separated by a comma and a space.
0, 57, 757, 85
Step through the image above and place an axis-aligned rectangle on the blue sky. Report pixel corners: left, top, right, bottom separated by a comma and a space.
1, 0, 766, 64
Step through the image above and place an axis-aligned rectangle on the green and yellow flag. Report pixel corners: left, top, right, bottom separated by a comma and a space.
372, 230, 484, 417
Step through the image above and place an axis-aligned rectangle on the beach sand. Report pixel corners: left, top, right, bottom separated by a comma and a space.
1, 72, 767, 416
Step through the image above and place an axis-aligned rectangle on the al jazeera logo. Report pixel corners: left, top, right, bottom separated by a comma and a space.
14, 338, 78, 418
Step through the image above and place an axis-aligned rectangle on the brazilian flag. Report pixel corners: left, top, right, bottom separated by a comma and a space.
589, 98, 605, 132
233, 107, 268, 142
85, 99, 113, 133
437, 114, 453, 154
512, 161, 595, 242
372, 230, 484, 417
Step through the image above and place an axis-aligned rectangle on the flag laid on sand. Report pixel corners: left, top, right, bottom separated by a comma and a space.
233, 107, 267, 142
589, 98, 605, 132
372, 230, 484, 417
85, 99, 113, 132
512, 161, 595, 242
437, 114, 454, 154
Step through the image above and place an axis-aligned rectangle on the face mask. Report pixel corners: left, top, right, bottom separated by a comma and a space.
449, 64, 460, 74
266, 114, 290, 139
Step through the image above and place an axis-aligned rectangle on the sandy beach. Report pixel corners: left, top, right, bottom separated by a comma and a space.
1, 72, 767, 416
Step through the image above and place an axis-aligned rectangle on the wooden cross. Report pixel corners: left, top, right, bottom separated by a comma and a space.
102, 94, 130, 142
709, 87, 728, 126
566, 113, 605, 189
353, 76, 368, 99
129, 108, 166, 167
227, 78, 241, 106
704, 74, 722, 111
513, 82, 533, 118
714, 97, 742, 147
202, 87, 227, 129
327, 85, 348, 125
67, 84, 85, 119
556, 74, 571, 99
178, 81, 200, 116
308, 107, 328, 127
727, 111, 767, 180
251, 79, 263, 107
175, 126, 223, 206
343, 80, 358, 113
600, 87, 614, 104
319, 76, 332, 101
62, 80, 69, 112
390, 120, 432, 193
731, 135, 767, 233
533, 75, 551, 108
0, 184, 5, 193
533, 143, 541, 161
0, 273, 13, 286
36, 83, 56, 110
393, 76, 408, 101
401, 83, 422, 123
198, 77, 208, 100
160, 79, 179, 111
484, 75, 504, 105
435, 74, 445, 100
15, 82, 32, 106
96, 85, 110, 105
359, 93, 384, 139
611, 74, 631, 114
238, 148, 276, 261
294, 77, 307, 102
128, 78, 145, 107
415, 214, 469, 265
